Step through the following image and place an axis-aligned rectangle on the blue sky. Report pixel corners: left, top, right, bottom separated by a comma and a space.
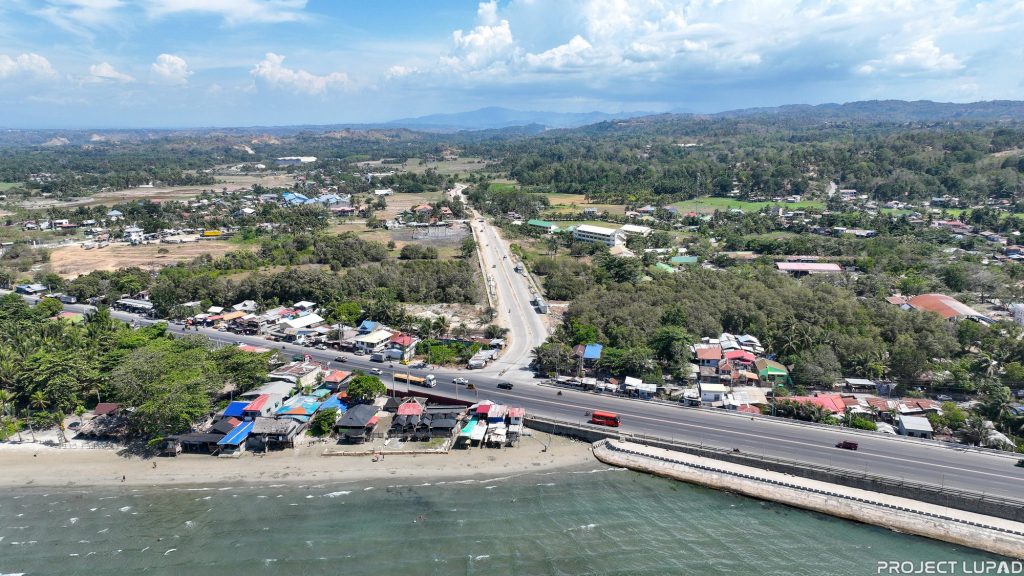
0, 0, 1022, 128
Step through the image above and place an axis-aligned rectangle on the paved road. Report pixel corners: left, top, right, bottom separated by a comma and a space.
52, 305, 1014, 501
462, 202, 548, 378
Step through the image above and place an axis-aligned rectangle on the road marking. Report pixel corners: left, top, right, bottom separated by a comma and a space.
480, 388, 1024, 485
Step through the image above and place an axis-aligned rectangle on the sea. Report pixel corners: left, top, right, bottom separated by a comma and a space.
0, 465, 1002, 576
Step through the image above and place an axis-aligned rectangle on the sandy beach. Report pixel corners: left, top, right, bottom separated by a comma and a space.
0, 433, 599, 488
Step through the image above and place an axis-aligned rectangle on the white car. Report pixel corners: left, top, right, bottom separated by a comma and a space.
453, 377, 469, 385
370, 368, 383, 375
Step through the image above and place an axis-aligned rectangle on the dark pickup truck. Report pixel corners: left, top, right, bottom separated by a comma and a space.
835, 441, 859, 451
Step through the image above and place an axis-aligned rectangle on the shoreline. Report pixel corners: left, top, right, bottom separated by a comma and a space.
0, 434, 599, 489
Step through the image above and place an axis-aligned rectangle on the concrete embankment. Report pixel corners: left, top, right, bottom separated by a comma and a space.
594, 439, 1024, 560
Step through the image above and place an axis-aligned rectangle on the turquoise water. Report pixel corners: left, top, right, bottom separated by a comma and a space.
0, 466, 999, 576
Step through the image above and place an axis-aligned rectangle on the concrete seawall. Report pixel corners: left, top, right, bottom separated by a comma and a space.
522, 415, 1024, 523
594, 439, 1024, 560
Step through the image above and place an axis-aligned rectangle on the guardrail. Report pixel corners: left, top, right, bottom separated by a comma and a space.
602, 440, 1024, 538
534, 379, 1021, 460
524, 415, 1024, 523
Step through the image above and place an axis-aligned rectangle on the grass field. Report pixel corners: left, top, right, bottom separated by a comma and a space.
542, 192, 626, 215
671, 196, 824, 213
488, 182, 518, 192
402, 157, 492, 176
0, 182, 21, 192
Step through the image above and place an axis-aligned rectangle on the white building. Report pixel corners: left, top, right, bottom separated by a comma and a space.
275, 156, 317, 166
896, 414, 934, 439
573, 224, 623, 247
699, 383, 729, 405
618, 224, 652, 237
353, 329, 394, 353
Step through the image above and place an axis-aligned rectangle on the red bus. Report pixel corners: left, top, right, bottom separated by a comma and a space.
590, 410, 621, 427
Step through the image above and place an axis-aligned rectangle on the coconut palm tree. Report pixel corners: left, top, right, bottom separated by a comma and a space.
431, 316, 450, 339
0, 389, 20, 442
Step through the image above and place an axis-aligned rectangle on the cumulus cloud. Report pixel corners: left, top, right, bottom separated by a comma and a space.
145, 0, 308, 25
151, 53, 191, 85
441, 19, 517, 72
476, 1, 498, 26
857, 37, 964, 76
524, 35, 595, 71
0, 53, 58, 79
386, 65, 418, 80
250, 52, 348, 96
88, 61, 134, 83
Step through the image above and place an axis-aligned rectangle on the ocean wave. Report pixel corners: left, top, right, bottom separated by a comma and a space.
67, 517, 79, 525
164, 548, 177, 555
536, 483, 557, 486
184, 520, 195, 529
323, 491, 351, 498
570, 467, 627, 474
118, 506, 132, 512
473, 555, 491, 561
363, 487, 374, 491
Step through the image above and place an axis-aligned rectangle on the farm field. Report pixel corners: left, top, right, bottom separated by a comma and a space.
670, 196, 824, 213
378, 191, 444, 218
48, 240, 249, 278
401, 157, 493, 176
14, 172, 296, 210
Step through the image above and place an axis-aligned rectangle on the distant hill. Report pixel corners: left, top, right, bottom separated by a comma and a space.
710, 100, 1024, 123
384, 106, 650, 132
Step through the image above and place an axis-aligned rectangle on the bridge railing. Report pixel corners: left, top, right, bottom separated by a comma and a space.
524, 414, 1024, 523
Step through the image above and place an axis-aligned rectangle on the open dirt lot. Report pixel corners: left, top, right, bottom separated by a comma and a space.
48, 240, 249, 278
18, 172, 296, 209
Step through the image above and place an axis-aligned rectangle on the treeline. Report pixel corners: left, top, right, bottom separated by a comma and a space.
0, 295, 271, 440
484, 117, 1024, 205
57, 232, 479, 315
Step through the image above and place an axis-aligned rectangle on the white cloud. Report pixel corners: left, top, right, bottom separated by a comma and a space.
145, 0, 308, 25
88, 61, 134, 82
0, 53, 58, 80
250, 52, 348, 96
386, 65, 418, 80
31, 0, 124, 37
476, 1, 498, 26
442, 19, 517, 72
151, 53, 191, 85
524, 35, 594, 71
858, 37, 963, 76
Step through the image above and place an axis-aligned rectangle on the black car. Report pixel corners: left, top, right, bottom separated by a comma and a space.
497, 381, 513, 390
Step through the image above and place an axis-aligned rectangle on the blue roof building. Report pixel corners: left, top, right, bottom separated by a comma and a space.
583, 343, 604, 360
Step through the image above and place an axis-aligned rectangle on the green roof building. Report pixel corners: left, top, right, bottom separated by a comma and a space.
755, 358, 791, 386
670, 255, 699, 265
527, 219, 558, 232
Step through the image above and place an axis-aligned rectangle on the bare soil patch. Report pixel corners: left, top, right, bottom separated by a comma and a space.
48, 240, 249, 278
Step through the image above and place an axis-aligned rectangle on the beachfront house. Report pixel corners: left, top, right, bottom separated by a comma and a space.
335, 403, 380, 443
248, 417, 302, 451
241, 394, 284, 419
